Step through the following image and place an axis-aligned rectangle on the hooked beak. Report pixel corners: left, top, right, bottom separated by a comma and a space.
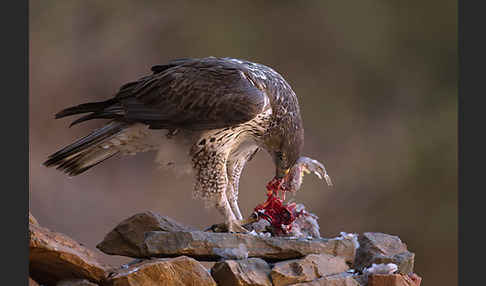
276, 168, 290, 179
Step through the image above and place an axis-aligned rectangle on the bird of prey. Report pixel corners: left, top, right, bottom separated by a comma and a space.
44, 57, 332, 232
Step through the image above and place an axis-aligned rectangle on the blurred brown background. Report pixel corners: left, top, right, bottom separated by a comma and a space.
29, 1, 457, 285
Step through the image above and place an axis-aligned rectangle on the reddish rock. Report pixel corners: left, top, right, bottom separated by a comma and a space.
29, 223, 108, 285
289, 273, 360, 286
105, 256, 216, 286
270, 254, 349, 286
211, 258, 272, 286
407, 273, 422, 286
368, 273, 422, 286
57, 279, 99, 285
97, 211, 195, 258
354, 233, 414, 274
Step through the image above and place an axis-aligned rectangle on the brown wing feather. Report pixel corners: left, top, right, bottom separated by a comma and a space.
53, 58, 267, 130
116, 58, 267, 130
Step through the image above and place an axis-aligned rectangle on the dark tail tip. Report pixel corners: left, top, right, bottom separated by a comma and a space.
43, 121, 127, 175
55, 99, 117, 119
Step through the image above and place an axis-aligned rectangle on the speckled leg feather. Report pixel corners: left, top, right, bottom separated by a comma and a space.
226, 161, 244, 221
192, 148, 248, 232
226, 146, 259, 221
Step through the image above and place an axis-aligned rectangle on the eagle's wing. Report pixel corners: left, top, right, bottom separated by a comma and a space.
114, 59, 267, 130
47, 58, 268, 176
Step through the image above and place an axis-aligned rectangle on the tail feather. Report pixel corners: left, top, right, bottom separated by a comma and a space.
55, 99, 124, 127
43, 121, 130, 176
57, 148, 119, 176
68, 111, 121, 127
55, 99, 117, 119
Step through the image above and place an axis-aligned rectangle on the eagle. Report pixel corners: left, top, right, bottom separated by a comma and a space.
44, 57, 332, 232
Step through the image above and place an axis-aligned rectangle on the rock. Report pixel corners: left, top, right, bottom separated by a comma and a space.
351, 274, 368, 286
363, 263, 398, 275
356, 232, 407, 258
374, 252, 414, 275
367, 273, 422, 286
29, 223, 108, 285
354, 233, 415, 274
97, 213, 357, 262
139, 231, 357, 262
213, 243, 249, 260
57, 279, 99, 286
105, 256, 216, 286
289, 272, 360, 286
97, 211, 195, 258
407, 273, 422, 286
270, 254, 349, 286
211, 258, 272, 286
29, 277, 40, 286
29, 212, 39, 226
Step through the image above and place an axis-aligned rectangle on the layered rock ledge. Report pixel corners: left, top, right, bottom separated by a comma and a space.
97, 211, 357, 262
103, 230, 358, 263
29, 211, 421, 286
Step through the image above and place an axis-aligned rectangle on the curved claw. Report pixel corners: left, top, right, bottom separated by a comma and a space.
296, 157, 333, 187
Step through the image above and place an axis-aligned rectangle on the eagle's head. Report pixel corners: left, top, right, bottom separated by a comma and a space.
272, 114, 304, 179
270, 155, 333, 196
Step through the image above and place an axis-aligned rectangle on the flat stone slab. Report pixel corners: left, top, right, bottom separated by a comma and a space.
97, 212, 359, 263
140, 231, 358, 262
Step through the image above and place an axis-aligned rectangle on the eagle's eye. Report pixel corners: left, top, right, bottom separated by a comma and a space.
276, 151, 286, 161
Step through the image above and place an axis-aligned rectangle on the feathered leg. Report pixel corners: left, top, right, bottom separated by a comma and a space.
192, 149, 247, 233
226, 161, 244, 220
226, 146, 259, 221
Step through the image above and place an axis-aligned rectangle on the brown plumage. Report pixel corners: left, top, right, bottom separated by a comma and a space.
44, 57, 331, 232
